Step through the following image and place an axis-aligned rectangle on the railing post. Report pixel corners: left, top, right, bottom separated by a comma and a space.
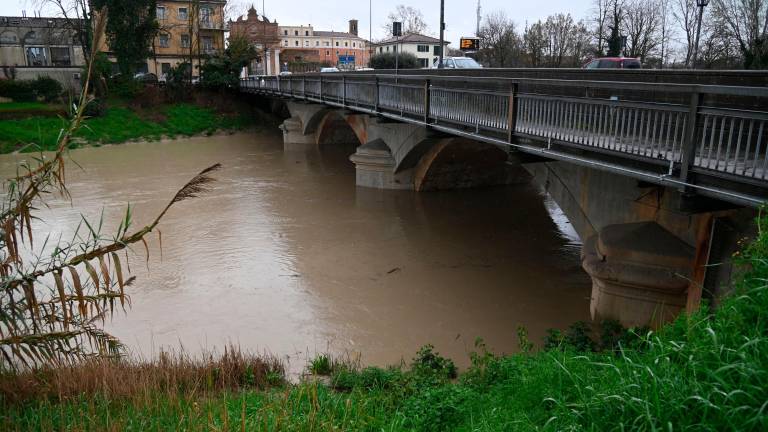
507, 83, 519, 143
679, 91, 701, 188
424, 79, 431, 124
374, 77, 380, 113
302, 76, 306, 99
320, 75, 324, 102
342, 76, 347, 106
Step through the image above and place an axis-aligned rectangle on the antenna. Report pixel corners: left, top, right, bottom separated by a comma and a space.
476, 0, 481, 36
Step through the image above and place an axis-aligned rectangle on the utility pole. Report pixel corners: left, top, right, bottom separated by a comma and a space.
476, 0, 481, 37
438, 0, 445, 68
691, 0, 709, 69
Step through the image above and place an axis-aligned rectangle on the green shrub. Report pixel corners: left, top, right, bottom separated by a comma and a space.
368, 52, 420, 69
0, 79, 34, 102
32, 77, 62, 102
309, 355, 332, 375
411, 344, 457, 380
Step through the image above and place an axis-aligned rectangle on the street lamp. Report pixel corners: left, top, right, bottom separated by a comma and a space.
691, 0, 710, 69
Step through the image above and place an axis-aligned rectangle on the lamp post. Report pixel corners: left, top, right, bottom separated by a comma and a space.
691, 0, 709, 69
438, 0, 445, 68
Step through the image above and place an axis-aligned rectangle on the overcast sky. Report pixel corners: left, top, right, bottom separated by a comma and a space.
3, 0, 595, 46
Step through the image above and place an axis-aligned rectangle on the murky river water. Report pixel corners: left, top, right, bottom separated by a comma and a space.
0, 131, 591, 372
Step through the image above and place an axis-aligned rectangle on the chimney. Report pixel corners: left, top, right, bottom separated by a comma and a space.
349, 19, 358, 36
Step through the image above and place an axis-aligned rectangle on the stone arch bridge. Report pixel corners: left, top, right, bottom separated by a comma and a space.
241, 72, 768, 328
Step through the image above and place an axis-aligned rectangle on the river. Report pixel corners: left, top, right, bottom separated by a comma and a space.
1, 131, 592, 372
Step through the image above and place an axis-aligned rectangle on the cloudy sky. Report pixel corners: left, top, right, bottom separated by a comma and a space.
3, 0, 595, 46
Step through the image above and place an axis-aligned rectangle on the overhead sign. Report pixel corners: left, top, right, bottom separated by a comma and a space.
338, 55, 356, 65
460, 37, 480, 52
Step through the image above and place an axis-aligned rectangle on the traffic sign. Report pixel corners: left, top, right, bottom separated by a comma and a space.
460, 37, 480, 52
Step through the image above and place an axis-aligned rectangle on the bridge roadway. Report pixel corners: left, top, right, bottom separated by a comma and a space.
240, 71, 768, 207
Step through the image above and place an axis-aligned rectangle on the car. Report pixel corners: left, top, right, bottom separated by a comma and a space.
583, 57, 642, 69
320, 67, 340, 73
133, 72, 158, 83
432, 57, 483, 69
279, 71, 293, 76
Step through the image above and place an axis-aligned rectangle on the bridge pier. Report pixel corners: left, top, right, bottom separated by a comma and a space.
349, 140, 414, 190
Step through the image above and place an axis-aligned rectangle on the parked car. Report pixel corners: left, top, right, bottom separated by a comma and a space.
432, 57, 483, 69
133, 72, 158, 84
583, 57, 642, 69
320, 67, 340, 73
279, 71, 293, 76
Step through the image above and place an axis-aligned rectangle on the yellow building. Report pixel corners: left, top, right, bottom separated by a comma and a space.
98, 1, 227, 79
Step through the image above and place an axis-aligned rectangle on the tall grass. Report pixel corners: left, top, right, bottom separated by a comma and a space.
2, 217, 767, 430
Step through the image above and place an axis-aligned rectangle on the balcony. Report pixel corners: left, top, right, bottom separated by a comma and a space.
199, 20, 225, 30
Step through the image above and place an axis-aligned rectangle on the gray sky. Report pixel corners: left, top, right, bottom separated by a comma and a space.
3, 0, 595, 47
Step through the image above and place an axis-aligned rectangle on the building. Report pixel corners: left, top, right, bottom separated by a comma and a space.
279, 20, 369, 70
371, 34, 450, 69
0, 15, 85, 89
229, 6, 281, 76
97, 1, 227, 79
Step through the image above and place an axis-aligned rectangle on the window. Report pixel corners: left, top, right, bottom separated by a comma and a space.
50, 47, 71, 66
379, 47, 383, 53
0, 31, 17, 44
284, 30, 288, 35
181, 34, 190, 48
304, 41, 309, 46
157, 6, 166, 20
315, 41, 319, 46
294, 30, 298, 36
393, 45, 397, 53
419, 58, 428, 68
324, 41, 329, 47
305, 31, 309, 36
417, 45, 429, 52
434, 45, 442, 55
202, 36, 213, 51
326, 50, 330, 56
295, 40, 299, 46
178, 7, 188, 20
353, 42, 356, 48
344, 42, 348, 47
161, 63, 171, 75
335, 41, 339, 47
385, 46, 389, 52
336, 50, 339, 55
159, 34, 170, 48
25, 47, 46, 66
200, 7, 212, 26
284, 39, 289, 47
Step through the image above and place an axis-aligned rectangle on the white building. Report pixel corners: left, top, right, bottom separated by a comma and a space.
371, 34, 450, 68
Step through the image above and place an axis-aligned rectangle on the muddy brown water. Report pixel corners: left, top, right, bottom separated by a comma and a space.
0, 131, 591, 373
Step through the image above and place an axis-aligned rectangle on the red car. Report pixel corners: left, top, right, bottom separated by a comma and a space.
583, 57, 642, 69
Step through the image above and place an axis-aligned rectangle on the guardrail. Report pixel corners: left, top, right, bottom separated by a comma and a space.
240, 74, 768, 206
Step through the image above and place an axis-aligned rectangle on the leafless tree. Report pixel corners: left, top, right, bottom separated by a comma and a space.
571, 20, 596, 66
543, 14, 578, 67
383, 5, 429, 37
622, 0, 663, 61
591, 0, 613, 56
524, 21, 548, 67
36, 0, 93, 62
477, 11, 523, 67
672, 0, 701, 66
711, 0, 768, 69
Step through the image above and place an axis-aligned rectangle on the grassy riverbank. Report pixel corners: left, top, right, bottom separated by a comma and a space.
0, 102, 257, 154
2, 216, 767, 431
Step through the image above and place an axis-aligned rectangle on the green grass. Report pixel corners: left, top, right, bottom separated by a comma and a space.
0, 103, 255, 154
3, 217, 768, 431
0, 102, 58, 112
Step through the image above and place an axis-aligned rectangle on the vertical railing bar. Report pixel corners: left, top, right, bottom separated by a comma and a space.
722, 117, 736, 172
742, 119, 754, 176
754, 121, 765, 178
732, 118, 745, 174
705, 115, 717, 168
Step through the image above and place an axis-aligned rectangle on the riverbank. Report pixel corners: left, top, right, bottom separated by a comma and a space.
2, 215, 766, 430
0, 100, 262, 154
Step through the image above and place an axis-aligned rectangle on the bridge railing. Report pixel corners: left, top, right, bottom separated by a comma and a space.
240, 74, 768, 203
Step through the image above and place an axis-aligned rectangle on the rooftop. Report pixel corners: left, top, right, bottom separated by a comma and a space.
373, 33, 449, 46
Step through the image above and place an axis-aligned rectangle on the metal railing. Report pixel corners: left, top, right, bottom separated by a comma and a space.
240, 73, 768, 206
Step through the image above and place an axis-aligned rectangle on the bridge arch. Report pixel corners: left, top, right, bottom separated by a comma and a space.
314, 111, 366, 148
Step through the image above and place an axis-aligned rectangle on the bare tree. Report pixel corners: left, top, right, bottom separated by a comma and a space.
37, 0, 93, 63
524, 21, 548, 67
711, 0, 768, 69
672, 0, 701, 66
383, 5, 429, 37
591, 0, 613, 56
571, 20, 596, 66
477, 11, 523, 67
622, 0, 663, 61
543, 13, 577, 67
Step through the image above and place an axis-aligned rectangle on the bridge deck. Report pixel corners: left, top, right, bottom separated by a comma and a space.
240, 73, 768, 207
